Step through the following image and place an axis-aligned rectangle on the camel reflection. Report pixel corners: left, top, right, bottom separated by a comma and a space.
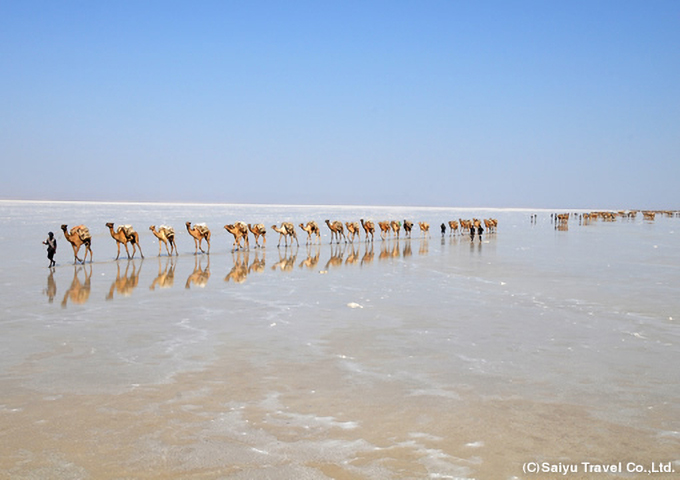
272, 246, 297, 272
419, 238, 429, 256
44, 268, 57, 303
149, 257, 176, 290
325, 243, 344, 270
225, 250, 249, 284
61, 265, 92, 307
361, 243, 374, 266
249, 250, 266, 274
185, 256, 210, 289
402, 239, 412, 258
299, 245, 320, 270
107, 260, 142, 300
379, 240, 401, 261
345, 243, 360, 266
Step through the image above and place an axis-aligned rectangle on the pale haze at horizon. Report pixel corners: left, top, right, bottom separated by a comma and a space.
1, 1, 678, 209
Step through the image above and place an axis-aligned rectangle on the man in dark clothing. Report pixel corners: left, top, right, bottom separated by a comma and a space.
43, 232, 57, 267
477, 225, 484, 242
440, 223, 446, 236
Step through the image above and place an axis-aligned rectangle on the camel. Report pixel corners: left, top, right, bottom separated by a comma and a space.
390, 220, 401, 239
106, 223, 144, 260
61, 265, 92, 307
186, 222, 211, 254
325, 220, 347, 244
418, 222, 430, 237
61, 224, 93, 264
149, 257, 176, 291
483, 218, 498, 233
360, 219, 375, 242
271, 222, 299, 247
106, 260, 142, 300
345, 221, 360, 243
224, 222, 250, 251
378, 221, 391, 240
299, 221, 321, 245
248, 223, 267, 248
448, 220, 459, 236
149, 225, 177, 256
403, 220, 413, 238
185, 256, 210, 289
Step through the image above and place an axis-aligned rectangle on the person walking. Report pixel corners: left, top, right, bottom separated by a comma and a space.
477, 224, 484, 242
43, 231, 57, 267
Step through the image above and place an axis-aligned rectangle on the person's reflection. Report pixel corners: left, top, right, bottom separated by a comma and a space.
272, 246, 297, 272
185, 255, 210, 289
325, 243, 344, 270
299, 245, 320, 270
107, 260, 142, 300
61, 265, 92, 307
150, 257, 176, 291
44, 267, 57, 303
225, 250, 249, 284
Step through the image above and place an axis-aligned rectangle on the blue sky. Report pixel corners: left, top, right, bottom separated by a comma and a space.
1, 1, 678, 208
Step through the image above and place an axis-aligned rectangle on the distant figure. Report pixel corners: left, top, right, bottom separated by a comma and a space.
470, 225, 475, 242
43, 231, 57, 267
440, 223, 446, 236
477, 225, 484, 242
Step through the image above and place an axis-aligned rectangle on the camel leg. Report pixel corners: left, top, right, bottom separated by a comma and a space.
137, 239, 144, 259
115, 242, 121, 260
205, 237, 211, 255
72, 244, 83, 264
124, 242, 131, 259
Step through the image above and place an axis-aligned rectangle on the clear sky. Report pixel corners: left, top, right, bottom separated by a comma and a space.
1, 1, 678, 209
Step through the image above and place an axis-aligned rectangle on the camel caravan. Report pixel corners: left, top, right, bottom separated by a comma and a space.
52, 216, 503, 265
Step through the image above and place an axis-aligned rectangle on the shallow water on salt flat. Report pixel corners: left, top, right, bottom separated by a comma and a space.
1, 201, 679, 479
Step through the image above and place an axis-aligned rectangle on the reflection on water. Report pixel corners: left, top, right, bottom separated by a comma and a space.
50, 236, 486, 306
185, 255, 210, 289
44, 268, 57, 303
149, 257, 176, 290
106, 260, 142, 300
61, 265, 92, 307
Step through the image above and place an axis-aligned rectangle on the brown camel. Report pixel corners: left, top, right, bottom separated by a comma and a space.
345, 221, 360, 243
271, 222, 298, 247
186, 222, 211, 254
360, 219, 375, 242
149, 225, 177, 256
390, 220, 401, 239
248, 223, 267, 248
106, 223, 144, 260
299, 221, 321, 245
418, 222, 430, 237
378, 221, 391, 240
61, 224, 93, 264
325, 220, 346, 244
224, 222, 250, 251
448, 220, 459, 236
403, 220, 413, 238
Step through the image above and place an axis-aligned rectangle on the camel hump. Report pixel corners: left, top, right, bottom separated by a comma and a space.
119, 224, 135, 236
160, 225, 175, 236
75, 226, 91, 241
194, 223, 209, 235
